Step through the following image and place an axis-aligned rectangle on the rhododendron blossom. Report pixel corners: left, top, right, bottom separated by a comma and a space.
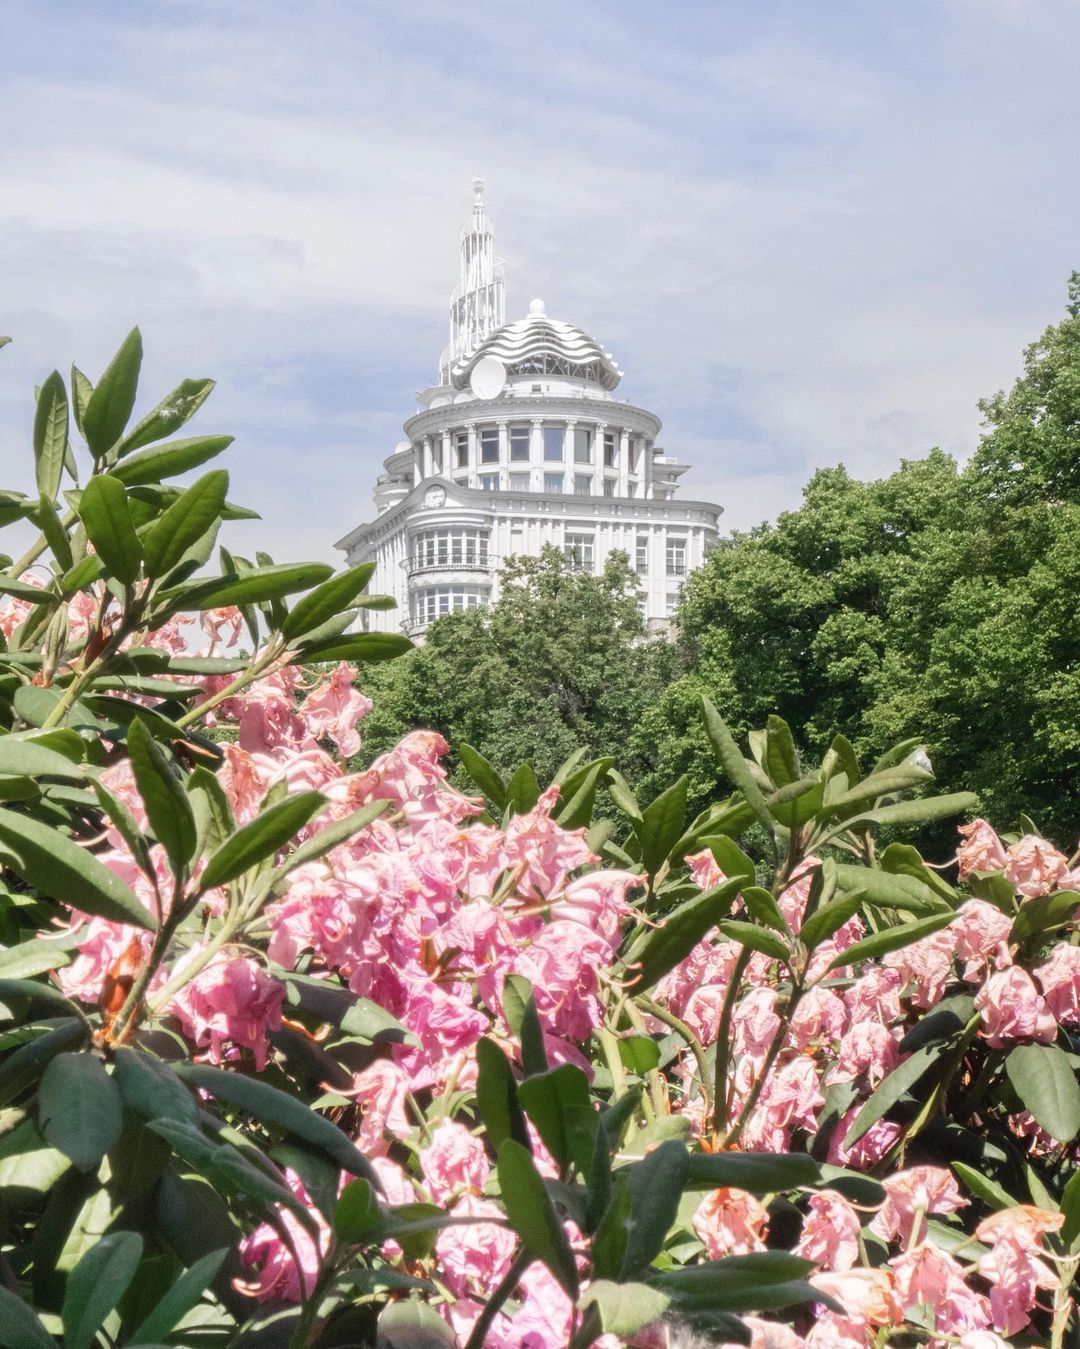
692, 1186, 770, 1257
974, 966, 1058, 1048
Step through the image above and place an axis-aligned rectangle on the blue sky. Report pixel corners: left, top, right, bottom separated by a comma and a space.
2, 0, 1078, 564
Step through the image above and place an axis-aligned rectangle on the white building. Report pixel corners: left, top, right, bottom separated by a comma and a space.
335, 181, 722, 638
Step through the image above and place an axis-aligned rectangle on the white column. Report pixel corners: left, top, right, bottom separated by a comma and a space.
619, 429, 631, 496
440, 430, 451, 478
466, 423, 478, 487
497, 420, 508, 490
422, 437, 433, 479
565, 420, 577, 492
530, 418, 544, 492
642, 437, 654, 499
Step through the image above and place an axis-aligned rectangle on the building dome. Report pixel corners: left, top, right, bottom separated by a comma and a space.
451, 297, 622, 391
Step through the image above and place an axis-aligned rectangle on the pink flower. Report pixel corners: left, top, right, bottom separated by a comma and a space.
56, 917, 153, 1005
549, 869, 641, 944
1005, 834, 1069, 898
236, 1170, 330, 1302
795, 1190, 862, 1271
686, 847, 726, 891
974, 965, 1058, 1048
889, 1242, 989, 1334
506, 920, 613, 1042
741, 1056, 825, 1152
956, 818, 1008, 880
692, 1186, 770, 1258
778, 858, 821, 932
827, 1109, 901, 1170
809, 1268, 897, 1333
347, 1059, 412, 1156
301, 662, 372, 757
826, 1022, 901, 1090
975, 1205, 1063, 1334
419, 1119, 490, 1204
871, 1165, 965, 1245
882, 925, 956, 1009
952, 899, 1014, 981
1036, 942, 1080, 1024
434, 1194, 517, 1299
169, 955, 283, 1069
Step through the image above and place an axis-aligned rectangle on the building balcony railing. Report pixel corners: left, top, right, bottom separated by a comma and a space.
405, 555, 492, 578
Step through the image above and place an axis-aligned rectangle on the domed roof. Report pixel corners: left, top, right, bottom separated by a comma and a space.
451, 298, 622, 391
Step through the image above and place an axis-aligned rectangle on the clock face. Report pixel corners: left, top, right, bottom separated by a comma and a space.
423, 486, 447, 509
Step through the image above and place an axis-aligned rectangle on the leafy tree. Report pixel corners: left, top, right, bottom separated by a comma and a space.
359, 546, 673, 788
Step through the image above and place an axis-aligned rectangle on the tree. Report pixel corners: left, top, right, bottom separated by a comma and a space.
359, 546, 672, 789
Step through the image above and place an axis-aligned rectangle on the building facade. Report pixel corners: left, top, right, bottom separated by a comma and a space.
335, 181, 722, 637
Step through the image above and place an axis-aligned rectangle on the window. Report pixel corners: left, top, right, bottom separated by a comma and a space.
574, 474, 592, 496
666, 537, 687, 576
432, 442, 443, 474
509, 425, 530, 461
543, 425, 564, 461
666, 592, 679, 617
479, 473, 499, 492
603, 431, 617, 468
412, 586, 485, 627
573, 426, 593, 464
543, 472, 564, 494
603, 479, 615, 497
564, 532, 594, 572
455, 431, 469, 469
635, 536, 649, 575
411, 528, 490, 569
480, 427, 499, 464
509, 472, 530, 491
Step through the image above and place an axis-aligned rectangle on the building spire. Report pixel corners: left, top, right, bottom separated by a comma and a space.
439, 178, 505, 384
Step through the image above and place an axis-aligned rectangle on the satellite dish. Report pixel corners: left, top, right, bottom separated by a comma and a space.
469, 355, 506, 401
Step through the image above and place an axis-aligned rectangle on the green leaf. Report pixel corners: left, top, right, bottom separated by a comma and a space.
459, 743, 506, 809
76, 476, 142, 584
951, 1161, 1015, 1214
1010, 891, 1080, 948
0, 1286, 59, 1348
110, 435, 229, 487
700, 697, 776, 839
740, 885, 791, 935
898, 994, 976, 1054
0, 977, 82, 1018
820, 764, 935, 814
834, 791, 980, 833
0, 933, 77, 980
281, 563, 377, 639
620, 1138, 689, 1277
638, 776, 688, 876
0, 1019, 86, 1106
649, 1252, 835, 1315
504, 760, 541, 815
115, 377, 216, 455
142, 470, 228, 578
518, 1064, 596, 1177
475, 1037, 530, 1153
623, 876, 744, 992
113, 1047, 199, 1127
0, 739, 86, 781
703, 835, 756, 886
825, 912, 955, 972
376, 1301, 456, 1348
799, 891, 864, 951
70, 366, 92, 435
833, 864, 949, 916
764, 714, 798, 786
338, 997, 419, 1047
685, 1150, 822, 1193
82, 328, 143, 459
127, 718, 196, 876
32, 494, 73, 571
0, 809, 155, 930
127, 1246, 227, 1345
33, 371, 69, 502
843, 1043, 943, 1149
1059, 1168, 1080, 1246
577, 1280, 671, 1340
717, 920, 790, 963
198, 790, 325, 891
333, 1177, 385, 1244
38, 1053, 123, 1171
172, 1062, 382, 1188
617, 1035, 662, 1075
290, 630, 413, 665
503, 974, 548, 1076
497, 1137, 579, 1297
1006, 1043, 1080, 1143
61, 1230, 143, 1349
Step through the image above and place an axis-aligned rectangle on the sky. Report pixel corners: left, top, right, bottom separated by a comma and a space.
2, 0, 1079, 565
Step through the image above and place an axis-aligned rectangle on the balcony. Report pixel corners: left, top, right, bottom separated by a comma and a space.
405, 552, 492, 578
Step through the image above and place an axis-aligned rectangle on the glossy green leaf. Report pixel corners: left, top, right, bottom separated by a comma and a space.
0, 977, 82, 1018
685, 1150, 822, 1193
115, 378, 216, 455
0, 809, 155, 930
503, 974, 548, 1076
76, 475, 142, 584
617, 1035, 662, 1075
1059, 1168, 1080, 1246
843, 1042, 943, 1148
497, 1138, 579, 1297
198, 790, 325, 891
799, 891, 864, 951
0, 739, 86, 781
833, 864, 949, 916
376, 1301, 456, 1348
1006, 1043, 1080, 1143
173, 1062, 381, 1188
623, 876, 743, 992
951, 1161, 1015, 1214
619, 1139, 689, 1278
33, 370, 69, 501
127, 1247, 227, 1345
764, 714, 798, 786
504, 760, 541, 815
717, 920, 790, 963
127, 717, 196, 876
825, 912, 954, 972
700, 696, 776, 838
142, 470, 228, 578
475, 1037, 530, 1153
577, 1281, 671, 1340
333, 1177, 385, 1244
638, 776, 688, 876
169, 561, 333, 611
290, 630, 413, 664
458, 744, 506, 809
61, 1230, 142, 1349
518, 1064, 596, 1177
649, 1252, 838, 1315
82, 329, 143, 458
703, 835, 755, 886
38, 1052, 123, 1171
281, 562, 377, 639
113, 1047, 199, 1127
0, 1286, 59, 1348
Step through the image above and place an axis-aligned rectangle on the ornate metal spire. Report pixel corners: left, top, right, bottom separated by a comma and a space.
439, 179, 505, 385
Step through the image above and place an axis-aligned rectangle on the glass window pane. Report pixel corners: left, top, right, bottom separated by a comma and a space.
510, 473, 529, 491
509, 425, 530, 461
574, 475, 592, 496
603, 432, 616, 467
480, 428, 499, 464
543, 425, 564, 460
603, 479, 615, 497
574, 427, 593, 463
544, 473, 563, 494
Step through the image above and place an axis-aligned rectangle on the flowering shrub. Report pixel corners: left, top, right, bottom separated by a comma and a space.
2, 335, 1080, 1348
